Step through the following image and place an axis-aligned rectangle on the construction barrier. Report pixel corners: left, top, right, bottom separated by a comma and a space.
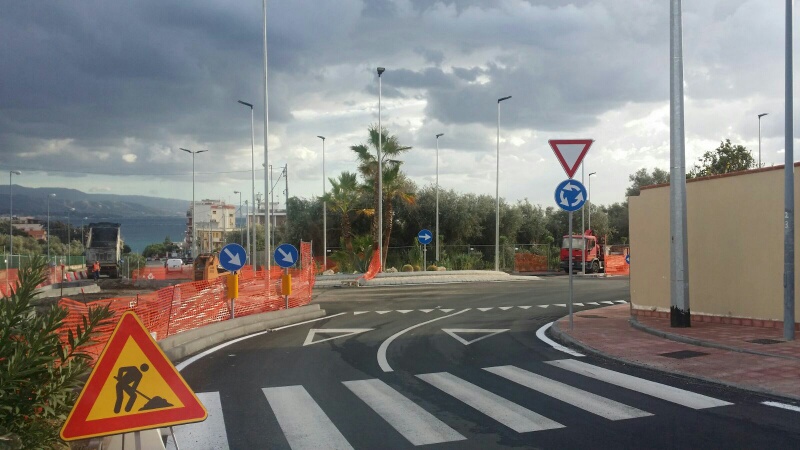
360, 251, 382, 281
604, 254, 630, 276
56, 242, 316, 362
0, 266, 72, 297
514, 253, 548, 272
132, 265, 195, 280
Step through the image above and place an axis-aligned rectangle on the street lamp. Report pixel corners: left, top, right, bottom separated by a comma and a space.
377, 66, 385, 270
46, 193, 55, 264
234, 191, 243, 247
67, 207, 75, 265
758, 113, 768, 168
8, 170, 20, 267
237, 100, 257, 271
588, 172, 597, 232
81, 217, 88, 248
495, 95, 511, 272
435, 133, 444, 261
180, 148, 208, 259
318, 135, 327, 271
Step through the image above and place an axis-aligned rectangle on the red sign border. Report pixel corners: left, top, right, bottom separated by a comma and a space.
549, 139, 594, 178
60, 312, 207, 441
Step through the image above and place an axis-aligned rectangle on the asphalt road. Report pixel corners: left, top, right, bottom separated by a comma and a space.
171, 277, 800, 449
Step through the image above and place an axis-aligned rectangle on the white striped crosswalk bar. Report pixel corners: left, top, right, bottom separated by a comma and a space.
166, 392, 229, 450
484, 366, 652, 420
263, 386, 353, 450
547, 359, 732, 409
417, 372, 564, 433
343, 379, 465, 446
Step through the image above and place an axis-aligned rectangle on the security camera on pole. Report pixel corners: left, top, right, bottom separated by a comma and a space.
549, 139, 593, 331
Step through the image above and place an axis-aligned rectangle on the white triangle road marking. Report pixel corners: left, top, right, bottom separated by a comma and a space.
499, 306, 513, 311
303, 328, 373, 346
376, 311, 391, 314
439, 309, 454, 313
600, 301, 615, 305
442, 328, 509, 346
587, 302, 599, 306
353, 311, 369, 315
396, 310, 413, 314
538, 305, 549, 308
554, 304, 566, 307
574, 303, 584, 307
477, 307, 494, 312
518, 306, 532, 309
615, 300, 629, 304
419, 309, 434, 313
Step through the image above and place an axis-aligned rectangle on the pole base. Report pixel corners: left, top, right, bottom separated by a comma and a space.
670, 306, 691, 328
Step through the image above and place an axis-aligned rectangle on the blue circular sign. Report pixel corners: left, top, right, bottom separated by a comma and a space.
274, 243, 299, 268
418, 229, 433, 245
625, 254, 630, 265
219, 243, 247, 272
554, 179, 588, 212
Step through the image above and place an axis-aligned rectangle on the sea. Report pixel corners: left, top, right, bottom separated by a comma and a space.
116, 216, 187, 254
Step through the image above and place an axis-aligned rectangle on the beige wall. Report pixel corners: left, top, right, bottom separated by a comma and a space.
630, 165, 799, 322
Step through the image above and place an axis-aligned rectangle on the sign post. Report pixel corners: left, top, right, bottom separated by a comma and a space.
220, 243, 247, 319
274, 243, 298, 309
418, 229, 432, 271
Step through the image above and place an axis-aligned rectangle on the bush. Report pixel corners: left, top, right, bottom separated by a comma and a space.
0, 257, 113, 449
401, 264, 414, 272
427, 265, 438, 271
413, 265, 421, 272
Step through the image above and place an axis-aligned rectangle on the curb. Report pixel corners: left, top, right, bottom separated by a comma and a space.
549, 317, 800, 402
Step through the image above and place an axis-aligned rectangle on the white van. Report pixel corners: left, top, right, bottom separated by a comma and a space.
165, 258, 183, 272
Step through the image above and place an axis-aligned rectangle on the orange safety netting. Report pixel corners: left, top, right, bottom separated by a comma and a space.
514, 254, 548, 272
605, 255, 630, 276
0, 266, 71, 297
56, 242, 316, 362
132, 266, 195, 280
359, 250, 382, 281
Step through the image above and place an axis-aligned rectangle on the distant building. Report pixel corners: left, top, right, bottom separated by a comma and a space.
185, 200, 236, 254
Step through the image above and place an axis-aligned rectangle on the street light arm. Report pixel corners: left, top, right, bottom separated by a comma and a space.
498, 96, 512, 103
238, 100, 254, 108
436, 133, 444, 138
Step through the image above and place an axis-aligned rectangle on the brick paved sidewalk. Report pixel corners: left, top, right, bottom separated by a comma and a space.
552, 304, 800, 401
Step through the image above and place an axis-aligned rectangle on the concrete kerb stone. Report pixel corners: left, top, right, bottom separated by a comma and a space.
159, 304, 325, 362
315, 270, 538, 288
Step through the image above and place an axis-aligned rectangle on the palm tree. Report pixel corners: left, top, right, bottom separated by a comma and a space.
351, 125, 414, 267
323, 172, 361, 253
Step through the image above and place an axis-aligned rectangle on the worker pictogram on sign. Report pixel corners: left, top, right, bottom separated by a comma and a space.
60, 311, 207, 441
549, 139, 593, 178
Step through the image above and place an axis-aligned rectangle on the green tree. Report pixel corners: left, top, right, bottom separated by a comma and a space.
142, 243, 166, 258
626, 168, 670, 197
688, 139, 755, 178
323, 172, 363, 253
0, 257, 113, 448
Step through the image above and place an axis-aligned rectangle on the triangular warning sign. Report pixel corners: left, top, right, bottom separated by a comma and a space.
302, 328, 373, 346
442, 328, 509, 345
549, 139, 593, 178
61, 312, 207, 441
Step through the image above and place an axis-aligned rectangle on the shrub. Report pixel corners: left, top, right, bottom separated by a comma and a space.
427, 265, 438, 271
413, 265, 421, 272
0, 257, 113, 449
401, 264, 414, 272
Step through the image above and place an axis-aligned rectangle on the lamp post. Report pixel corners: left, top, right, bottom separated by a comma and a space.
318, 135, 327, 271
758, 113, 768, 168
234, 191, 243, 247
237, 100, 257, 271
81, 217, 88, 248
377, 67, 385, 270
180, 148, 207, 259
67, 207, 75, 266
47, 193, 55, 264
588, 172, 596, 232
244, 199, 250, 254
8, 170, 20, 268
435, 133, 444, 262
495, 96, 511, 272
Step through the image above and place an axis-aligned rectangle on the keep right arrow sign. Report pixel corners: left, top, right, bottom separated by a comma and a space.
549, 139, 593, 179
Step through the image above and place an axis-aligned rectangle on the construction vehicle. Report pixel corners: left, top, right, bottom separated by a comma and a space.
560, 229, 606, 274
85, 222, 123, 278
192, 253, 228, 281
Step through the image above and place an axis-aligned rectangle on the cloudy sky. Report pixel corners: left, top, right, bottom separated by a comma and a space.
0, 0, 790, 212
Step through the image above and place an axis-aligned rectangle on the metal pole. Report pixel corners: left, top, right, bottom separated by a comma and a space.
9, 171, 20, 265
244, 200, 250, 261
234, 191, 242, 246
758, 113, 768, 168
284, 165, 289, 232
377, 67, 385, 270
588, 172, 596, 232
568, 211, 574, 330
192, 155, 196, 258
670, 0, 691, 327
435, 133, 443, 262
47, 193, 54, 264
785, 0, 795, 340
263, 0, 271, 276
67, 208, 73, 266
495, 96, 511, 271
581, 165, 585, 275
423, 245, 427, 271
318, 135, 327, 271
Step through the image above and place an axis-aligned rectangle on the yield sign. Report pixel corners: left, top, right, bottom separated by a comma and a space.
61, 312, 207, 441
549, 139, 593, 178
303, 328, 373, 346
442, 328, 509, 346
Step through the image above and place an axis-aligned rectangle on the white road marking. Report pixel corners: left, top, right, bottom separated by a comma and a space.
442, 328, 509, 345
419, 309, 434, 313
354, 311, 369, 315
547, 359, 733, 409
535, 322, 585, 357
343, 379, 466, 446
499, 306, 514, 310
303, 328, 373, 346
263, 386, 353, 450
377, 309, 470, 372
477, 307, 494, 312
587, 302, 599, 306
762, 401, 800, 413
166, 392, 229, 450
554, 304, 566, 307
538, 305, 549, 308
574, 303, 584, 307
614, 300, 628, 304
600, 301, 615, 305
176, 313, 347, 371
484, 366, 652, 421
518, 306, 532, 309
376, 310, 391, 314
396, 310, 413, 314
417, 372, 564, 433
439, 308, 455, 313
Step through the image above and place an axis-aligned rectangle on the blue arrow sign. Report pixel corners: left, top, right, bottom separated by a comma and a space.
418, 229, 433, 245
625, 254, 630, 265
274, 243, 299, 268
554, 179, 587, 212
219, 243, 247, 272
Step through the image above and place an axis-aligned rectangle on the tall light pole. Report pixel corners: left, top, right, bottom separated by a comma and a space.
435, 133, 444, 261
81, 217, 88, 248
234, 191, 243, 247
46, 193, 55, 264
588, 172, 597, 232
237, 100, 257, 271
180, 148, 207, 259
318, 135, 327, 271
496, 95, 511, 272
263, 0, 271, 274
67, 207, 75, 265
758, 113, 768, 168
377, 67, 385, 270
784, 0, 795, 340
243, 200, 250, 255
8, 170, 20, 267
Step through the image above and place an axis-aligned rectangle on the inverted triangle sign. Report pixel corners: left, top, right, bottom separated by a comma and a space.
442, 328, 509, 345
303, 328, 373, 346
549, 139, 593, 178
60, 312, 207, 441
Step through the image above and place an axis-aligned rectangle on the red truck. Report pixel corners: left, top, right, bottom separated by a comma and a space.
560, 229, 606, 273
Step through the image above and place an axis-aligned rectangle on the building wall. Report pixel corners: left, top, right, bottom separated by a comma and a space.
630, 165, 799, 322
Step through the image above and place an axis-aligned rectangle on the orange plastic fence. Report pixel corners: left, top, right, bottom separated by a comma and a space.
0, 266, 72, 297
605, 255, 630, 276
360, 251, 382, 281
514, 253, 548, 272
56, 242, 316, 362
132, 266, 195, 280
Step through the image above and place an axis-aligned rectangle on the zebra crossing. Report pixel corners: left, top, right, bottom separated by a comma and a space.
351, 300, 628, 315
168, 357, 731, 449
